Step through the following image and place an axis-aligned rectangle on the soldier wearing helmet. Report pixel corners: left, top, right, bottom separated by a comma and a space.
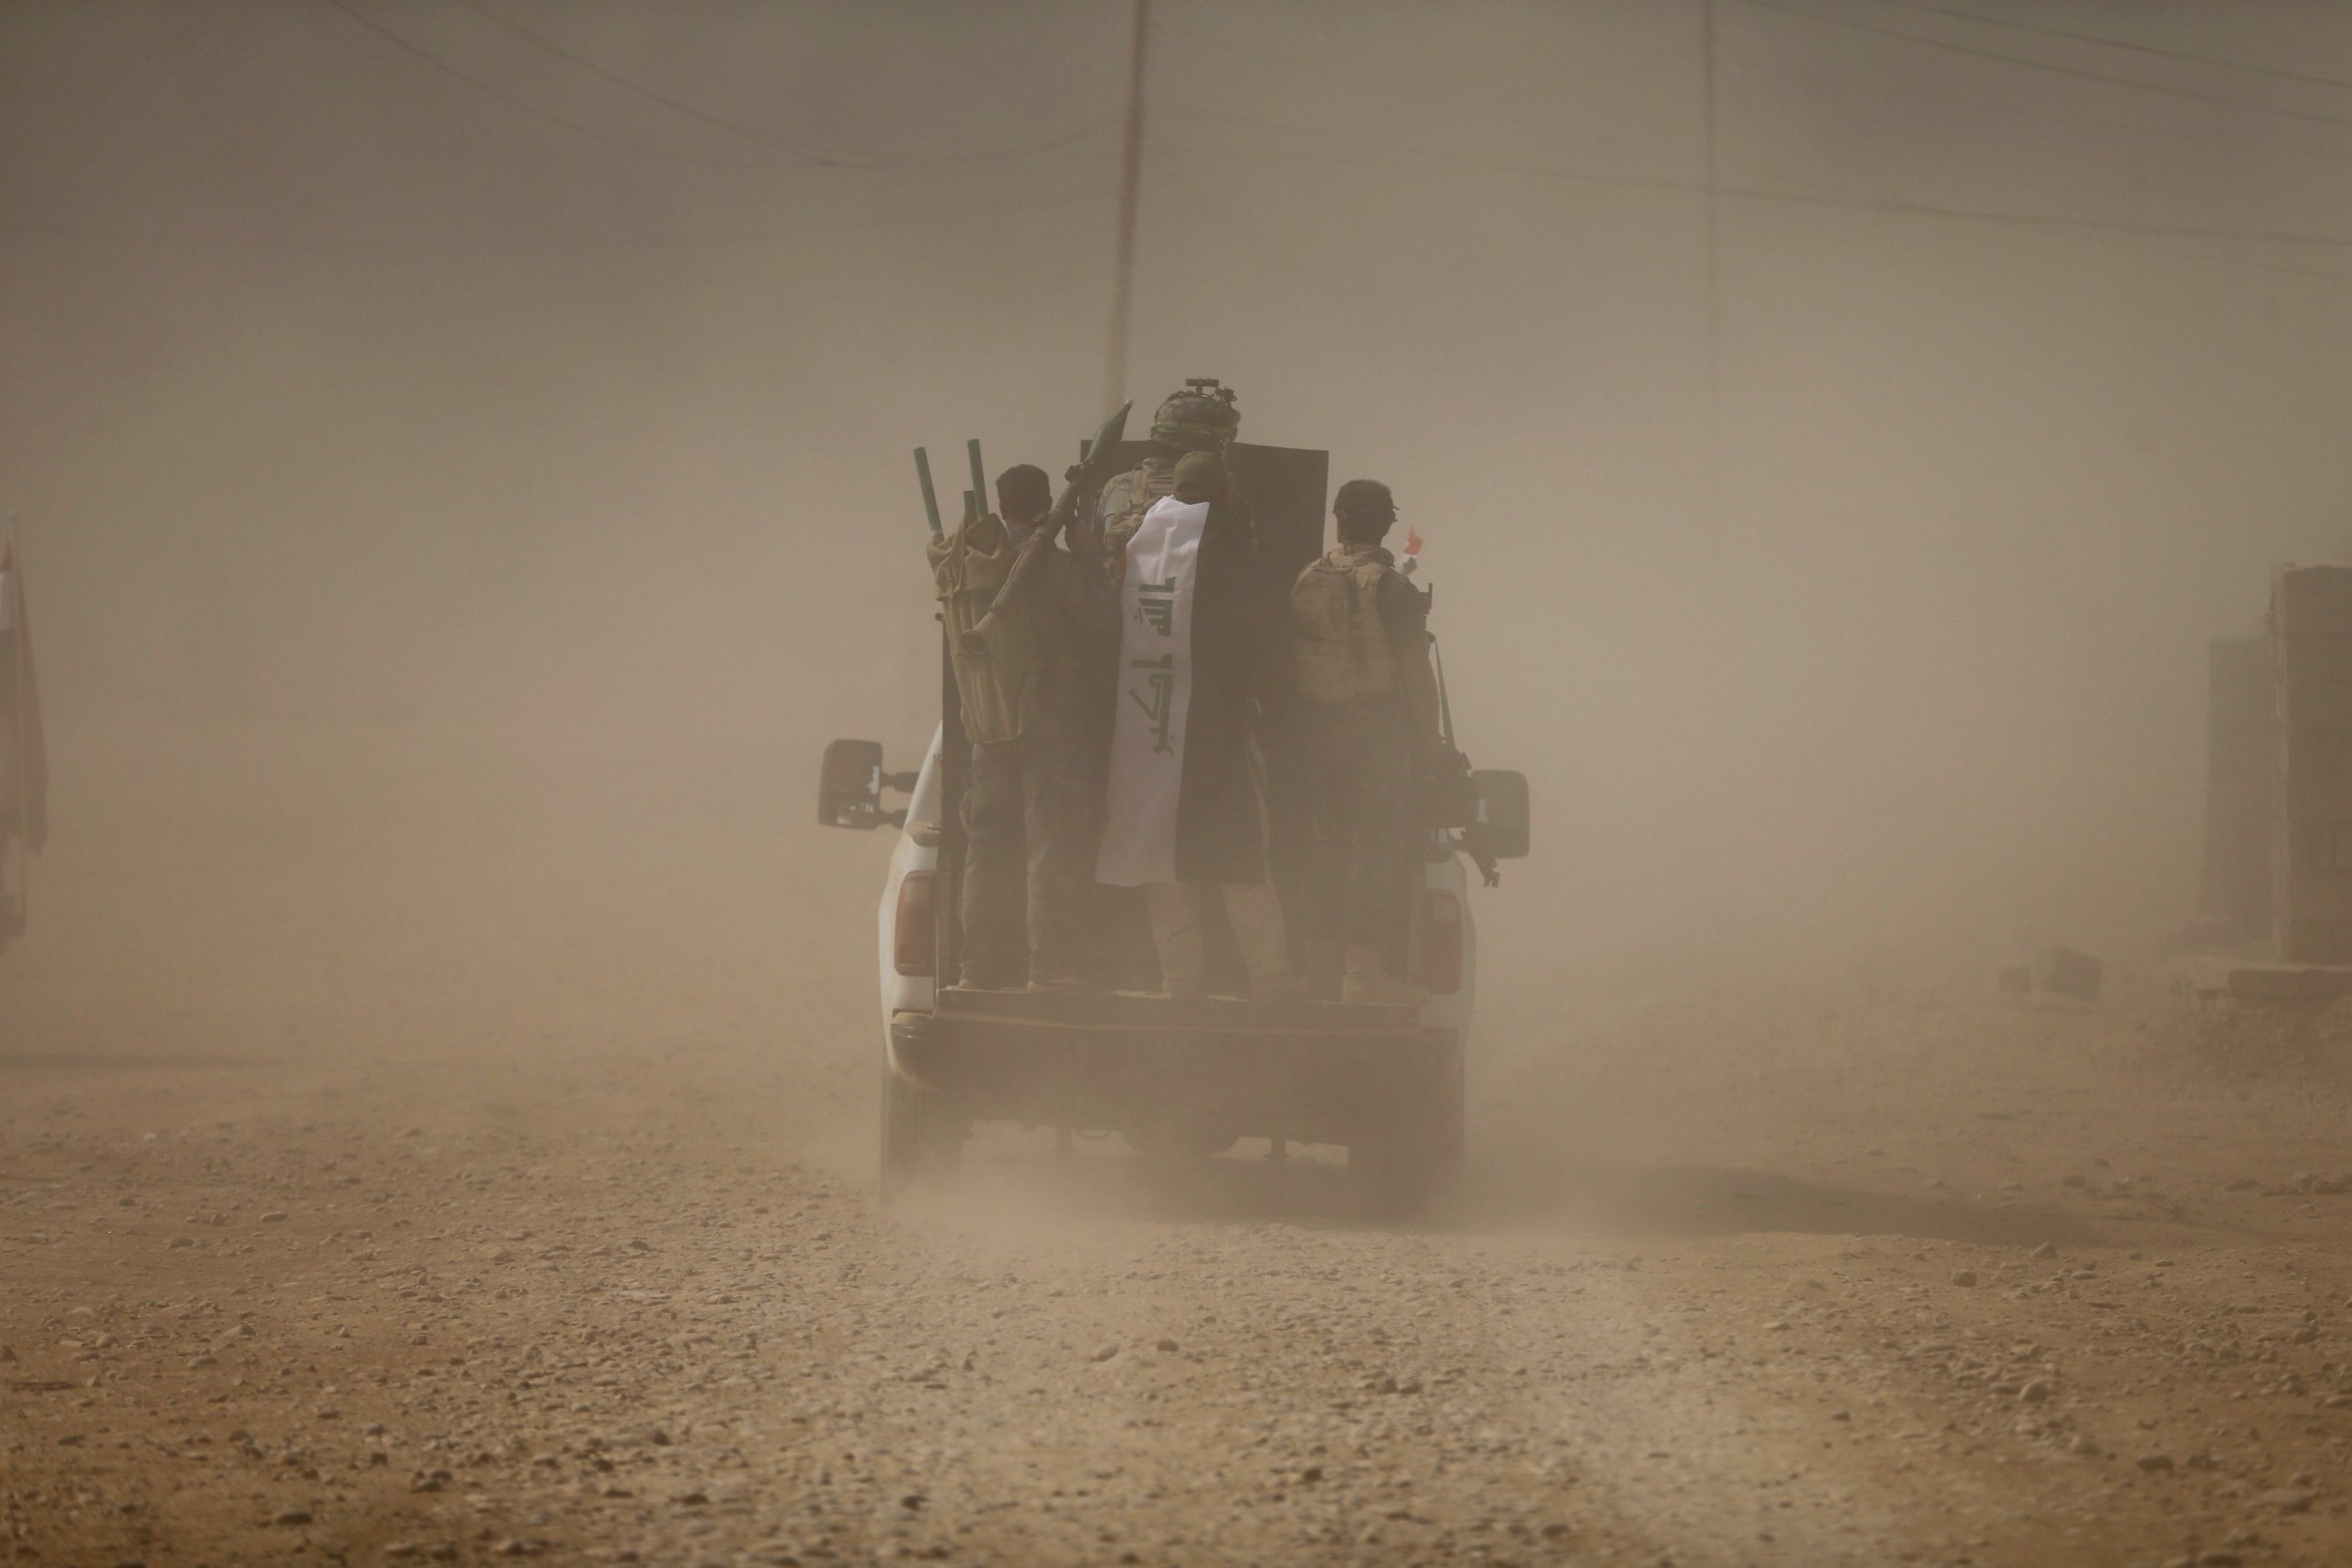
930, 463, 1120, 991
1286, 479, 1443, 1005
1092, 378, 1240, 564
1096, 448, 1299, 1003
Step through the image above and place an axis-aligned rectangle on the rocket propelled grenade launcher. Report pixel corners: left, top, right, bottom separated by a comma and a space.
960, 400, 1132, 657
913, 447, 944, 540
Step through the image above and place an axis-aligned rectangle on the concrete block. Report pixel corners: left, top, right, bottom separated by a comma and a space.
2032, 946, 2104, 1003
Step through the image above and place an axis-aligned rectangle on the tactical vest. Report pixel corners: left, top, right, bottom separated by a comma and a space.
1095, 457, 1177, 560
929, 521, 1041, 746
1290, 548, 1402, 705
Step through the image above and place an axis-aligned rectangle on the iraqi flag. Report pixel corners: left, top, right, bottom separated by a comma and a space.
1096, 496, 1207, 886
0, 539, 49, 853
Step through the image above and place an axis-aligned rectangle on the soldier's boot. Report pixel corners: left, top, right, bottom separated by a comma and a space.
1249, 971, 1306, 1004
1028, 962, 1088, 993
1147, 882, 1209, 1004
1342, 945, 1425, 1008
1299, 938, 1344, 1003
1223, 883, 1300, 1004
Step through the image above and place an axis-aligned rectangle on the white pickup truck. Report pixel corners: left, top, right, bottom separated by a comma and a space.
818, 436, 1527, 1212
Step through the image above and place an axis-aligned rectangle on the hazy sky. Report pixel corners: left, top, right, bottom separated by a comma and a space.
7, 0, 2352, 961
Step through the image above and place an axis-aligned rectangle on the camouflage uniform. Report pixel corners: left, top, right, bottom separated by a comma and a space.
1092, 382, 1240, 573
1092, 454, 1179, 565
1288, 543, 1430, 958
931, 517, 1118, 988
961, 710, 1106, 988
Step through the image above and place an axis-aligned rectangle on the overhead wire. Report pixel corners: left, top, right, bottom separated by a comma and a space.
1158, 0, 1696, 133
321, 0, 821, 170
0, 182, 1116, 256
11, 2, 1120, 254
1733, 0, 2352, 134
1145, 100, 2352, 260
1856, 0, 2352, 93
1715, 40, 2352, 282
448, 0, 858, 164
1724, 178, 2352, 255
1147, 100, 1690, 198
452, 0, 1114, 167
1724, 33, 2350, 162
19, 5, 2352, 280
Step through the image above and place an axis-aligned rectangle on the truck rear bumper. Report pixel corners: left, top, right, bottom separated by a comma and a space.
888, 990, 1456, 1147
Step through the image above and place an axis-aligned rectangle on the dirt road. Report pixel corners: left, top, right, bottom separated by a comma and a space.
0, 732, 2346, 1566
8, 917, 2352, 1568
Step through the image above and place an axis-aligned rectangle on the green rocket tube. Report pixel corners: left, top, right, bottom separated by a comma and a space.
914, 447, 944, 540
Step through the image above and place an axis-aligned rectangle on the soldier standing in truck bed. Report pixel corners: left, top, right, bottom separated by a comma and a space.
1287, 479, 1442, 1005
1097, 450, 1300, 1003
1093, 379, 1240, 567
930, 464, 1119, 991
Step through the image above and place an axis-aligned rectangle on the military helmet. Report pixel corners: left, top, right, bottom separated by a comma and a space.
1171, 449, 1230, 500
1334, 478, 1395, 521
1150, 377, 1239, 453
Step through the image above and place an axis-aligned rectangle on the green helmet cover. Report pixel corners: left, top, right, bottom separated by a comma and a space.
1150, 384, 1239, 451
1172, 449, 1229, 499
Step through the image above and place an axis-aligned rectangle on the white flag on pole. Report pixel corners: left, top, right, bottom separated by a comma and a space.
1095, 496, 1208, 887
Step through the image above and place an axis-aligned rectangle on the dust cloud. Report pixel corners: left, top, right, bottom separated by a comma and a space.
8, 6, 2352, 1563
7, 2, 2345, 1036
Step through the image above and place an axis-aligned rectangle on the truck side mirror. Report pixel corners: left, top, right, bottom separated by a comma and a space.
818, 738, 904, 830
1465, 768, 1530, 861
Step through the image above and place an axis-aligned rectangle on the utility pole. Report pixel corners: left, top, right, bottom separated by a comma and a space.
1700, 0, 1721, 515
1104, 0, 1151, 415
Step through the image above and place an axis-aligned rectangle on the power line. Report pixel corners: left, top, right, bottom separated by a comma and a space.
1721, 30, 2352, 282
453, 0, 1114, 168
1762, 176, 2352, 257
1145, 102, 2352, 260
35, 8, 2352, 278
1163, 2, 1695, 132
1719, 31, 2352, 277
1147, 101, 1690, 198
21, 149, 2350, 289
1727, 35, 2348, 163
0, 182, 1115, 257
1165, 143, 2352, 290
451, 0, 852, 164
1725, 178, 2352, 255
1708, 162, 2352, 282
322, 0, 824, 171
1734, 0, 2352, 134
1858, 0, 2352, 94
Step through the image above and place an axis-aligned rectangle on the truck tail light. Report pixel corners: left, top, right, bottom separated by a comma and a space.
893, 871, 937, 977
1418, 889, 1463, 995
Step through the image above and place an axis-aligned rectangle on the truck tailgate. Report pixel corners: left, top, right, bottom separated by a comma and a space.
890, 988, 1447, 1145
